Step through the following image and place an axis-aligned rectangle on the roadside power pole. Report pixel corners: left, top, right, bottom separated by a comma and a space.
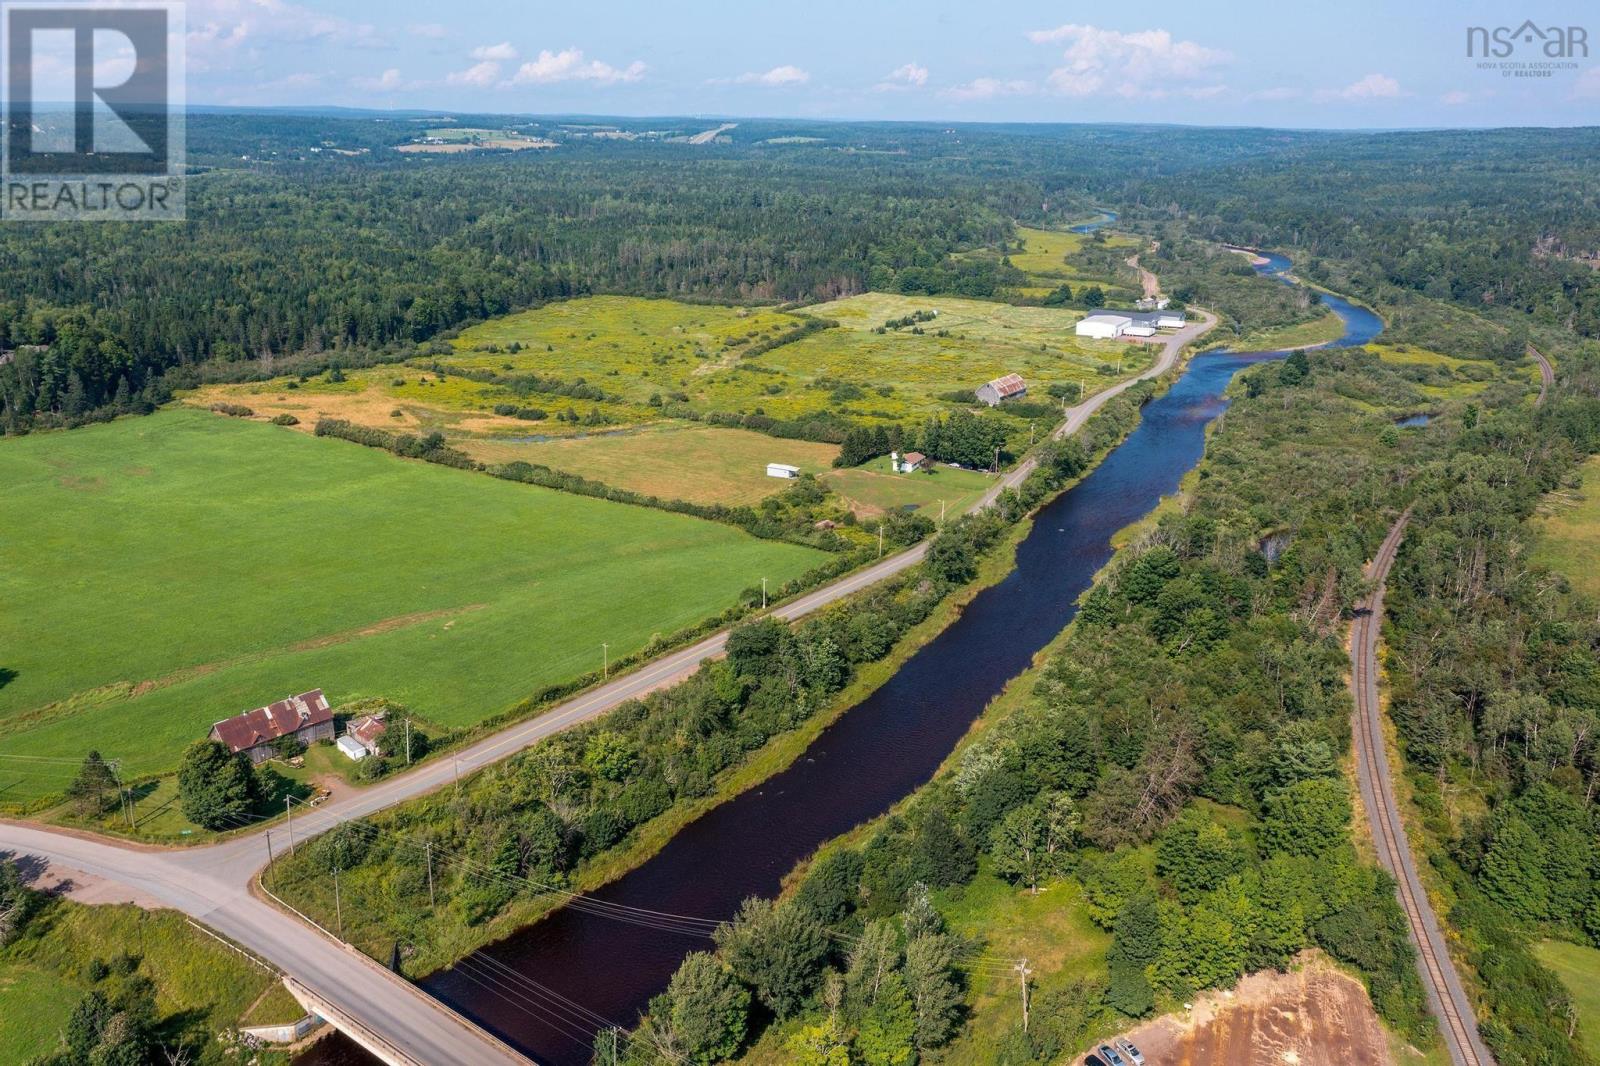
939, 499, 946, 527
426, 842, 435, 908
602, 642, 609, 680
286, 796, 295, 855
877, 525, 884, 558
609, 1026, 620, 1065
333, 865, 344, 939
405, 718, 412, 766
1015, 959, 1033, 1032
761, 577, 767, 610
265, 830, 275, 885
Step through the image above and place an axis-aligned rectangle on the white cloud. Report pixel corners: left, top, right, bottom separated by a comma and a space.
1318, 73, 1402, 101
447, 60, 501, 87
1026, 23, 1229, 98
185, 0, 389, 72
471, 41, 518, 62
734, 65, 810, 87
941, 77, 1033, 101
1249, 86, 1303, 102
1441, 89, 1472, 105
354, 68, 404, 92
508, 48, 645, 86
408, 23, 448, 40
876, 62, 929, 91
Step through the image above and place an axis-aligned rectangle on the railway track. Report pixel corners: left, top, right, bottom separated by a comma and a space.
1349, 509, 1494, 1066
1531, 344, 1554, 407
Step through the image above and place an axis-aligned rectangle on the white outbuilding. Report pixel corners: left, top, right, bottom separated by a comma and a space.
1076, 313, 1134, 339
766, 463, 801, 479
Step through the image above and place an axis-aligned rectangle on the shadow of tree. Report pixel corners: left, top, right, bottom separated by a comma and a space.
0, 666, 15, 691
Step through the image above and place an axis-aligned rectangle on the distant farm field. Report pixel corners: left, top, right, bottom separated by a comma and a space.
0, 410, 824, 787
194, 293, 1136, 511
461, 424, 841, 506
1532, 455, 1600, 599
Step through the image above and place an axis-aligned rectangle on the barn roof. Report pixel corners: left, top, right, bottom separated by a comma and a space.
210, 690, 331, 754
984, 373, 1027, 398
349, 713, 387, 748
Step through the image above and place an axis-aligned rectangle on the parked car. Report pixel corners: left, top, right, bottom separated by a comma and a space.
1097, 1046, 1128, 1066
1115, 1037, 1146, 1065
1084, 1056, 1111, 1066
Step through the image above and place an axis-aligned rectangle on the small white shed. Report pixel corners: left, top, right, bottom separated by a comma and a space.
766, 463, 800, 479
1124, 324, 1157, 338
336, 735, 369, 761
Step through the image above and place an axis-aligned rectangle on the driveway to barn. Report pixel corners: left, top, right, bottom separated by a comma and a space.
1, 304, 1216, 1065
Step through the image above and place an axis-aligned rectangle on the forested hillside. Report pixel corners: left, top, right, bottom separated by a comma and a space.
6, 118, 1596, 436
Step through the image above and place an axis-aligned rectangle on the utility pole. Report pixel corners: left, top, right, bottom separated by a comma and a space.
993, 445, 1001, 473
761, 577, 767, 610
333, 865, 343, 939
265, 830, 276, 885
1014, 959, 1033, 1032
877, 525, 884, 558
602, 642, 609, 680
426, 843, 435, 908
405, 718, 412, 766
609, 1027, 620, 1066
286, 796, 295, 855
939, 499, 946, 527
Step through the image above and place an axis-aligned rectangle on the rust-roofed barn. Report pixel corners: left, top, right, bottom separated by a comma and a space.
340, 712, 388, 761
209, 689, 335, 764
976, 374, 1027, 407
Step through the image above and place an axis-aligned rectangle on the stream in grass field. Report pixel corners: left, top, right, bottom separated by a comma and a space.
298, 252, 1380, 1066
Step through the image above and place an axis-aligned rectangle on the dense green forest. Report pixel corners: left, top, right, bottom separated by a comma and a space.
5, 116, 1596, 434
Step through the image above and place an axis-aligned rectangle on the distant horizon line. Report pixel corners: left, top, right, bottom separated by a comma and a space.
173, 103, 1599, 134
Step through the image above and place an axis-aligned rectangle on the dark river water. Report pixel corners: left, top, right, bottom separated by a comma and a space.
299, 255, 1380, 1066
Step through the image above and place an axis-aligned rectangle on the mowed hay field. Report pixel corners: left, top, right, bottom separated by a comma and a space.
0, 410, 824, 785
462, 424, 840, 506
1532, 454, 1600, 599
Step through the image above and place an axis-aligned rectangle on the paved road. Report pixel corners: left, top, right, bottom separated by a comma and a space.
1349, 512, 1496, 1066
0, 307, 1217, 1065
1531, 344, 1554, 407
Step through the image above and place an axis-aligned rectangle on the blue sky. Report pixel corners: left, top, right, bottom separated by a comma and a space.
185, 0, 1600, 126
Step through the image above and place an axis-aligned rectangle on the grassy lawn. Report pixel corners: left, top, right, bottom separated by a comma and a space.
0, 963, 76, 1062
936, 867, 1112, 1064
821, 459, 996, 517
1531, 455, 1600, 599
0, 409, 823, 790
1232, 308, 1347, 352
0, 901, 298, 1062
460, 423, 841, 506
1533, 940, 1600, 1058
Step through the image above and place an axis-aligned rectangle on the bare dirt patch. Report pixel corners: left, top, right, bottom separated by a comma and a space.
1114, 955, 1392, 1066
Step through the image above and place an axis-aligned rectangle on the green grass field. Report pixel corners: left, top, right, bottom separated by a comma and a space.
821, 459, 996, 517
0, 901, 297, 1062
1531, 455, 1600, 599
1232, 309, 1347, 352
0, 410, 823, 788
1533, 940, 1600, 1058
446, 294, 1135, 424
1370, 343, 1522, 401
461, 424, 841, 506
